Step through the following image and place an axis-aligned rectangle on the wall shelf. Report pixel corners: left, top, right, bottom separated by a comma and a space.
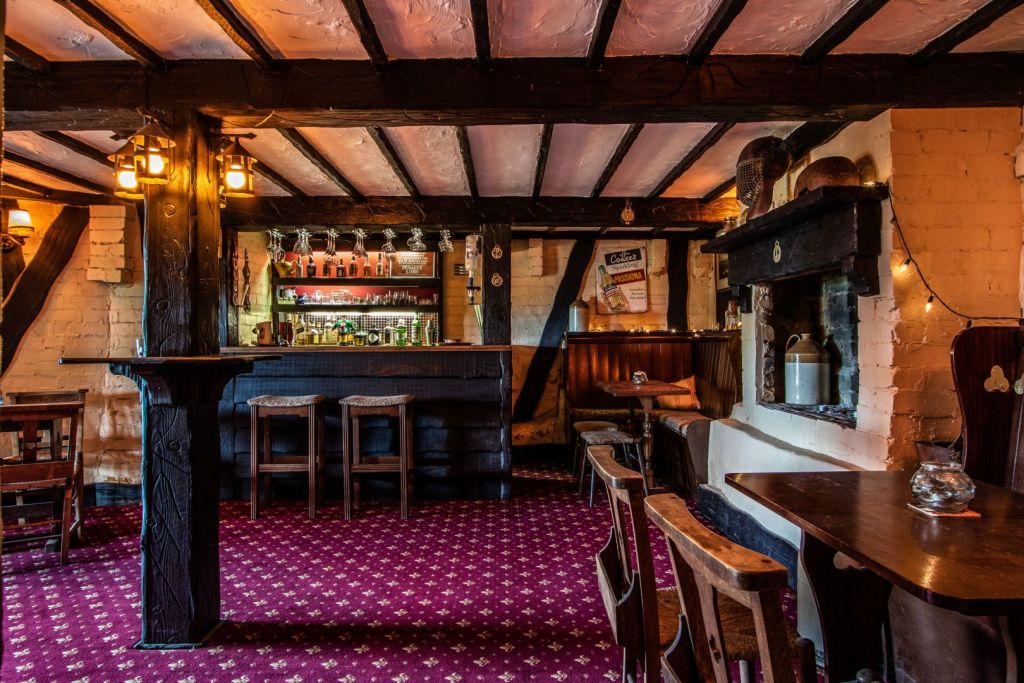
271, 276, 441, 287
272, 304, 440, 314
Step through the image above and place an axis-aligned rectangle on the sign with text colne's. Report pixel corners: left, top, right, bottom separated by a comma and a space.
595, 247, 649, 315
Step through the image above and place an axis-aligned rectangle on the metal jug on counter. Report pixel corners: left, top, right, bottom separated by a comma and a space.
784, 334, 829, 405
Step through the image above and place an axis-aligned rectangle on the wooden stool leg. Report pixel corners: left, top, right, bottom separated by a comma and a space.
250, 407, 259, 520
352, 416, 361, 511
577, 437, 589, 495
262, 413, 273, 508
317, 410, 326, 509
399, 405, 410, 520
307, 405, 317, 520
342, 404, 353, 521
59, 479, 73, 565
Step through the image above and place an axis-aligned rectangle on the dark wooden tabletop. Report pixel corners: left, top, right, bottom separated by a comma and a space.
598, 380, 690, 399
727, 471, 1024, 614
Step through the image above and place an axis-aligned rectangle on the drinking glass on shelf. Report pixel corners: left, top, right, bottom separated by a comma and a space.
134, 338, 145, 358
407, 227, 427, 252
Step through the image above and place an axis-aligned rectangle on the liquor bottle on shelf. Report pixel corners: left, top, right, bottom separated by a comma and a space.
336, 256, 346, 278
348, 255, 359, 277
295, 256, 304, 278
363, 257, 372, 278
307, 255, 317, 278
424, 318, 433, 347
598, 265, 629, 313
376, 251, 384, 277
411, 314, 422, 346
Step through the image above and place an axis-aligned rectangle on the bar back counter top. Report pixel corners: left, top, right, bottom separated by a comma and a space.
219, 346, 512, 500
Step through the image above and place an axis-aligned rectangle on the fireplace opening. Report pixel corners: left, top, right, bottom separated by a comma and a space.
755, 272, 859, 426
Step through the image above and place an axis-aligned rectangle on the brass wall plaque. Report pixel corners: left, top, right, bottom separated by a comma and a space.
772, 240, 782, 263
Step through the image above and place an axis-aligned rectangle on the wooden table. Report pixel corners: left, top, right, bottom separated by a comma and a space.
727, 470, 1024, 682
598, 380, 689, 489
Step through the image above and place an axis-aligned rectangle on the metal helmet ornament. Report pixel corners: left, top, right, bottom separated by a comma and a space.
735, 136, 791, 220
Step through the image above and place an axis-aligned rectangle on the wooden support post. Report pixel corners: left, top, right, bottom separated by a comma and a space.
666, 240, 689, 331
480, 224, 511, 346
137, 110, 224, 648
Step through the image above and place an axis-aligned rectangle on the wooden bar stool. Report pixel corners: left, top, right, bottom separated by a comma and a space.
248, 394, 326, 520
339, 394, 414, 520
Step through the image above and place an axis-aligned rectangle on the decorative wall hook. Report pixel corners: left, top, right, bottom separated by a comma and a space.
984, 365, 1011, 393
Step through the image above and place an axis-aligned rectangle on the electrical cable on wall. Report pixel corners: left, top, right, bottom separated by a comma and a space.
888, 184, 1022, 325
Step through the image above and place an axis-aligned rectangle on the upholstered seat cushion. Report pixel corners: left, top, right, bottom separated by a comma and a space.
339, 394, 414, 407
570, 408, 632, 421
247, 394, 325, 408
581, 429, 640, 446
658, 411, 706, 437
573, 420, 618, 434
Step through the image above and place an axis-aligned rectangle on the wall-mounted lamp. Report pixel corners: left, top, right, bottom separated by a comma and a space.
109, 142, 145, 199
7, 209, 35, 238
128, 119, 174, 185
216, 138, 256, 198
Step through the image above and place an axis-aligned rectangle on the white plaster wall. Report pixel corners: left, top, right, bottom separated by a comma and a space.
687, 240, 717, 330
490, 0, 602, 57
716, 0, 856, 54
603, 123, 716, 197
222, 128, 350, 196
230, 0, 367, 59
956, 4, 1024, 52
606, 0, 718, 57
836, 0, 990, 54
3, 160, 102, 194
6, 0, 128, 60
542, 124, 632, 197
299, 127, 408, 196
90, 0, 247, 59
384, 126, 471, 196
4, 131, 115, 189
61, 130, 122, 155
235, 232, 273, 346
467, 125, 543, 197
367, 0, 475, 59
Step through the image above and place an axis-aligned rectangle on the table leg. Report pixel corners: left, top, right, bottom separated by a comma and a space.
638, 397, 655, 491
802, 533, 892, 682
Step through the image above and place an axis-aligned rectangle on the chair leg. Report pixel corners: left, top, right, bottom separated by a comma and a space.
577, 438, 588, 495
342, 405, 353, 521
317, 411, 326, 509
307, 405, 317, 520
249, 409, 259, 520
59, 481, 73, 565
738, 660, 753, 683
796, 637, 818, 683
621, 649, 636, 683
399, 405, 410, 520
589, 466, 598, 507
262, 414, 273, 508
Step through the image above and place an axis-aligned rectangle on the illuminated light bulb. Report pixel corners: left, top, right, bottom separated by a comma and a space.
146, 151, 165, 175
225, 167, 247, 190
925, 295, 935, 313
896, 258, 911, 275
117, 169, 139, 189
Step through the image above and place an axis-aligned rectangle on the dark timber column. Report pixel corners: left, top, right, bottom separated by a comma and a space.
139, 110, 222, 647
481, 223, 511, 345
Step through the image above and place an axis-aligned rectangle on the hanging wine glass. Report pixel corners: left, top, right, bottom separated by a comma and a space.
407, 227, 427, 252
352, 227, 368, 264
323, 229, 338, 276
438, 229, 454, 254
295, 228, 313, 258
382, 228, 397, 259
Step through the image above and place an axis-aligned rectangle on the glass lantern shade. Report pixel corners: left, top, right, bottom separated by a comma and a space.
7, 209, 34, 237
109, 142, 144, 199
128, 120, 174, 185
217, 140, 256, 198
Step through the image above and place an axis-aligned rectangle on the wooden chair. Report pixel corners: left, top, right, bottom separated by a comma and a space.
588, 444, 696, 683
340, 394, 415, 520
644, 493, 817, 683
0, 402, 84, 564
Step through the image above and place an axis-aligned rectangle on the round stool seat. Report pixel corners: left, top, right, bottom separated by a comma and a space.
248, 394, 325, 408
581, 429, 641, 446
573, 420, 618, 433
340, 394, 414, 408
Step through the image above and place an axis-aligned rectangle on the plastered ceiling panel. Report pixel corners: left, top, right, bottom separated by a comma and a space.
228, 0, 368, 59
4, 160, 101, 193
606, 0, 720, 56
222, 128, 349, 196
298, 128, 407, 196
662, 121, 800, 198
366, 0, 475, 58
4, 131, 114, 188
601, 123, 717, 196
491, 0, 603, 57
836, 0, 991, 54
6, 0, 128, 60
716, 0, 857, 54
90, 0, 246, 59
467, 125, 543, 197
61, 131, 123, 155
955, 4, 1024, 52
383, 127, 470, 196
542, 124, 632, 197
253, 172, 291, 196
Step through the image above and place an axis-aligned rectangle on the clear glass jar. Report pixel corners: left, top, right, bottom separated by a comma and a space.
911, 459, 976, 514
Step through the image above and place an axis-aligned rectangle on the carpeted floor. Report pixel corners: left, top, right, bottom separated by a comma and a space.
2, 465, 797, 681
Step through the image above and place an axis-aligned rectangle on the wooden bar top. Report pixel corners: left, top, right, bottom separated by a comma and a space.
727, 470, 1024, 614
220, 345, 511, 354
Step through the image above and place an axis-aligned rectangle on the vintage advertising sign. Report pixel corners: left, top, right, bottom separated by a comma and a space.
595, 247, 649, 314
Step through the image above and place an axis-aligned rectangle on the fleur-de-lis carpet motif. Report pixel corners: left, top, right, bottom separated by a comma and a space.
2, 465, 798, 681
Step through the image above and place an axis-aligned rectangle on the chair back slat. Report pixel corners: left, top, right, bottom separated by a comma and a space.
645, 494, 796, 683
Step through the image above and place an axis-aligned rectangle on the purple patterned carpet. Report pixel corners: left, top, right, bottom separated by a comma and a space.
2, 465, 798, 681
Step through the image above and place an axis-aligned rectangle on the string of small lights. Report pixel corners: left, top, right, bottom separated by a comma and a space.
889, 184, 1021, 324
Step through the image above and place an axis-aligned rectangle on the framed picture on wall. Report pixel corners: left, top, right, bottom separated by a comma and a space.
715, 254, 730, 291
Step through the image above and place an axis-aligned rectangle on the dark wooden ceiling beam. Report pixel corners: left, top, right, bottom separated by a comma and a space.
1, 181, 122, 206
5, 37, 51, 73
469, 0, 491, 69
587, 0, 623, 68
339, 0, 388, 71
7, 55, 1023, 130
278, 128, 365, 201
4, 151, 112, 195
365, 126, 420, 199
51, 0, 164, 70
194, 0, 278, 70
590, 123, 643, 197
687, 0, 749, 65
254, 161, 306, 197
648, 123, 733, 198
802, 0, 890, 64
533, 124, 554, 198
222, 195, 740, 228
915, 0, 1024, 62
37, 131, 113, 166
456, 126, 479, 198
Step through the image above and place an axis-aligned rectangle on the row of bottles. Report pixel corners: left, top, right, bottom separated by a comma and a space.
289, 252, 393, 279
288, 312, 440, 347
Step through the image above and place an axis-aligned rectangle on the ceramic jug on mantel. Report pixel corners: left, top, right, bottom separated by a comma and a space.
784, 334, 829, 405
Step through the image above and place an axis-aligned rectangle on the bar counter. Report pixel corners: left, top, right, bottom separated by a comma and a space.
219, 345, 512, 500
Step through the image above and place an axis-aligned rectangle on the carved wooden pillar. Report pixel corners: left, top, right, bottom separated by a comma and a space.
481, 223, 511, 346
138, 110, 223, 648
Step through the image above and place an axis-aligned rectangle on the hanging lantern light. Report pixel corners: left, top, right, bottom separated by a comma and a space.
128, 118, 174, 185
7, 209, 35, 238
108, 142, 145, 199
217, 138, 257, 198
